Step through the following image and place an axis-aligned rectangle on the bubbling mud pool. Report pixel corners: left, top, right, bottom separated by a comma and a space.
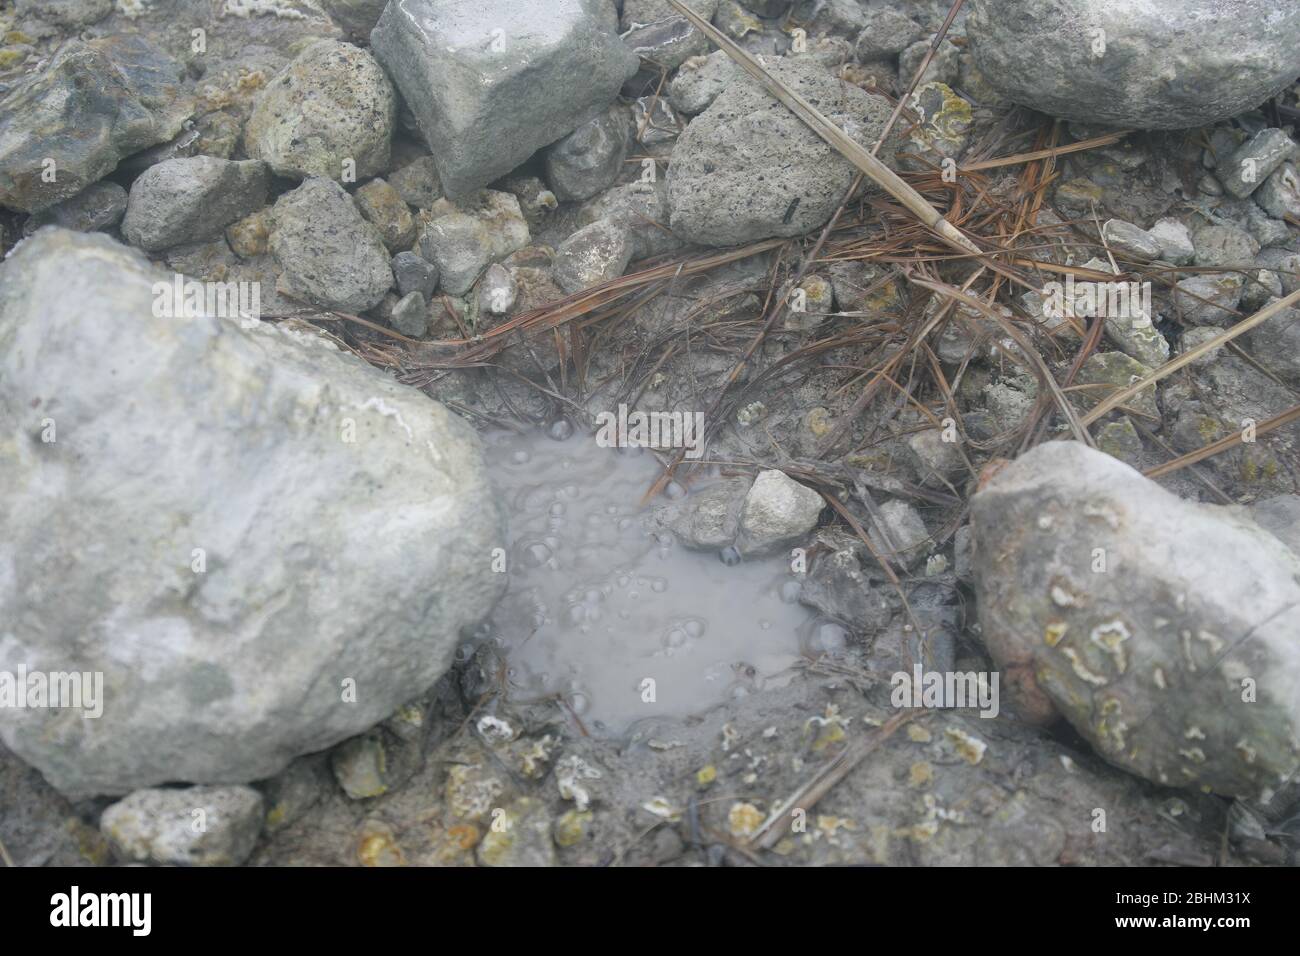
471, 428, 832, 734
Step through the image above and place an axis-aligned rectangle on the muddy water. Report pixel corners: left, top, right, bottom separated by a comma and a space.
476, 428, 821, 734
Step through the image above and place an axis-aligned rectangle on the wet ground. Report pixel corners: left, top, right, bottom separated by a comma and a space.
479, 428, 817, 732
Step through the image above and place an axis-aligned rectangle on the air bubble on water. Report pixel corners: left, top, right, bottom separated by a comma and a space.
779, 579, 803, 603
520, 541, 553, 567
549, 502, 566, 517
650, 578, 667, 593
804, 620, 848, 656
719, 546, 741, 566
684, 619, 705, 638
548, 419, 574, 441
512, 450, 530, 465
664, 480, 686, 500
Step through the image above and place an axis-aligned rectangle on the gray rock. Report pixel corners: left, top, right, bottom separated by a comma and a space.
577, 179, 680, 259
668, 58, 899, 246
899, 36, 960, 88
1244, 299, 1300, 385
15, 0, 112, 27
1104, 305, 1169, 370
318, 0, 388, 40
740, 0, 790, 14
972, 440, 1300, 801
714, 0, 767, 43
967, 0, 1300, 129
1240, 269, 1284, 312
330, 729, 421, 798
552, 219, 633, 294
353, 178, 416, 251
0, 229, 505, 797
261, 755, 330, 834
1199, 173, 1226, 197
244, 40, 395, 183
1245, 205, 1292, 249
626, 16, 712, 75
1095, 415, 1144, 468
621, 0, 719, 31
270, 178, 393, 313
1077, 351, 1158, 420
623, 14, 710, 71
387, 155, 442, 210
417, 190, 530, 296
21, 181, 126, 236
121, 158, 270, 253
1172, 272, 1245, 326
798, 545, 892, 635
854, 8, 925, 60
736, 469, 824, 557
1256, 162, 1300, 221
790, 0, 867, 38
391, 251, 438, 300
0, 36, 194, 212
390, 290, 429, 337
655, 477, 749, 551
100, 786, 264, 866
866, 499, 930, 569
1101, 219, 1161, 261
953, 524, 973, 583
906, 427, 965, 488
1251, 495, 1300, 554
543, 106, 629, 202
372, 0, 639, 200
498, 175, 560, 226
632, 96, 680, 146
478, 263, 518, 316
669, 50, 746, 115
1147, 218, 1196, 265
1193, 224, 1261, 269
476, 796, 557, 867
1220, 128, 1298, 200
1253, 248, 1300, 295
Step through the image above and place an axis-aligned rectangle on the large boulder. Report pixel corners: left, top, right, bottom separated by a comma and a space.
972, 441, 1300, 805
371, 0, 639, 200
0, 229, 506, 797
967, 0, 1300, 129
0, 36, 194, 212
667, 58, 901, 246
243, 39, 395, 183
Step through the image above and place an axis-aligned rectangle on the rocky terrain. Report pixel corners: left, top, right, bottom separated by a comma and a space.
1, 0, 1298, 867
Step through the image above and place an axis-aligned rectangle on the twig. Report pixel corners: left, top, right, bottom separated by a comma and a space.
747, 710, 916, 851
